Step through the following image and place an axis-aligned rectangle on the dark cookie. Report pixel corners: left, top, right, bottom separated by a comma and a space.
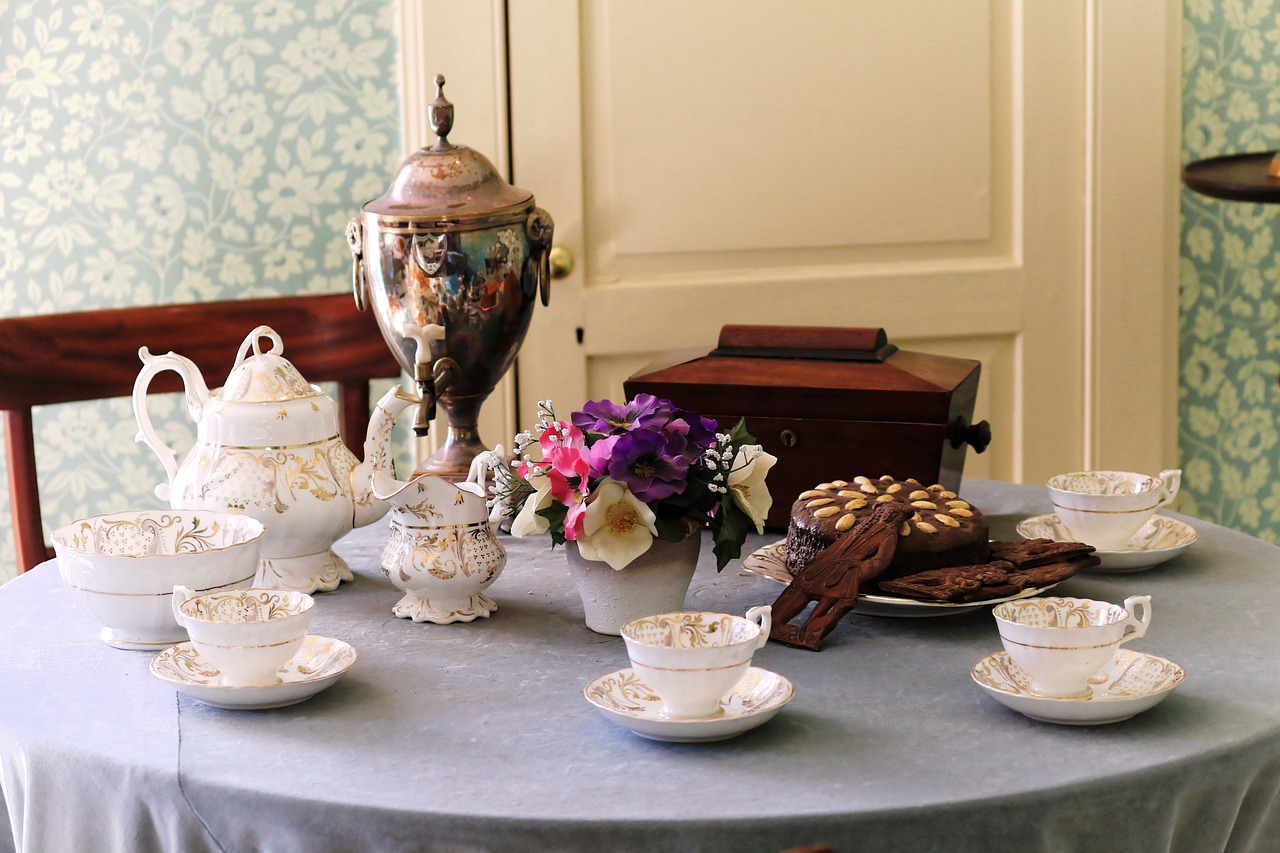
989, 538, 1096, 569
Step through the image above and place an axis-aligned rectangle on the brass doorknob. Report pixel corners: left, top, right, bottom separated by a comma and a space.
549, 245, 574, 279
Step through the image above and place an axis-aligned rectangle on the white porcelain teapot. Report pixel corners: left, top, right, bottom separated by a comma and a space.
362, 384, 506, 623
133, 326, 389, 593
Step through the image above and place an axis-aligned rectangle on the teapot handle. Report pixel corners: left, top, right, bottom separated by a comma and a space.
133, 348, 210, 502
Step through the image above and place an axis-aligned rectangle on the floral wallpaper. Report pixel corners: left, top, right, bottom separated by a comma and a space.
1180, 0, 1280, 542
0, 0, 402, 582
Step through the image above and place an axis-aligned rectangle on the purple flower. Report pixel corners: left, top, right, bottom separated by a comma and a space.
665, 409, 717, 454
572, 394, 672, 436
601, 429, 690, 502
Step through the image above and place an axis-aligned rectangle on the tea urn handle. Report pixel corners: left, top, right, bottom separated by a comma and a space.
526, 207, 555, 306
346, 217, 367, 312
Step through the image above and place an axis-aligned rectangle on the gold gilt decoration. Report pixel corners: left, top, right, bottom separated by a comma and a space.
54, 511, 259, 557
181, 589, 312, 623
623, 612, 758, 649
188, 438, 351, 513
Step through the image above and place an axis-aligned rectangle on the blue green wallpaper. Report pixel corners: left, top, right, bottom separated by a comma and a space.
1181, 1, 1280, 541
0, 0, 402, 581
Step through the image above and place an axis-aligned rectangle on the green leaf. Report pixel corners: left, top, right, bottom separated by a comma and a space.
711, 500, 753, 571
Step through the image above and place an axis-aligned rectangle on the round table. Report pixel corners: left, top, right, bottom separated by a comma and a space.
2, 480, 1279, 853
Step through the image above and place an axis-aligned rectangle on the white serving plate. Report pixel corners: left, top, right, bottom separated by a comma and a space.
1016, 513, 1197, 573
150, 635, 356, 710
584, 666, 794, 743
740, 540, 1060, 617
970, 648, 1185, 725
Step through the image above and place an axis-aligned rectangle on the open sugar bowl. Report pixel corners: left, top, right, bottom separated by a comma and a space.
52, 510, 264, 650
620, 607, 771, 720
172, 587, 315, 687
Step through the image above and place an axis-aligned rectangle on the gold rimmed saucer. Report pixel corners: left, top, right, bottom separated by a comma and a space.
1016, 513, 1197, 573
971, 648, 1185, 725
150, 635, 356, 710
584, 666, 794, 742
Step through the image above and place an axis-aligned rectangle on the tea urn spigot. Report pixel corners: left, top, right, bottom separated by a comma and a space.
348, 74, 554, 479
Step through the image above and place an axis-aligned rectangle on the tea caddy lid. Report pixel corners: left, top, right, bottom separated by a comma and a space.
218, 326, 322, 403
361, 74, 533, 224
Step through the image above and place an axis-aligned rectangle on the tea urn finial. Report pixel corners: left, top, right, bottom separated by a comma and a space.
428, 74, 455, 152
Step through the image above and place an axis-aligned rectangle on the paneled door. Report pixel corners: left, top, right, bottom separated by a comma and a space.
404, 0, 1180, 484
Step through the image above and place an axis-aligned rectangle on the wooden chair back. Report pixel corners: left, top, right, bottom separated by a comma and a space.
0, 293, 402, 574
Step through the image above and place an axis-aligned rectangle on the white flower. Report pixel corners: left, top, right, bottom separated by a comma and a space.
727, 445, 776, 533
575, 478, 658, 571
510, 467, 553, 538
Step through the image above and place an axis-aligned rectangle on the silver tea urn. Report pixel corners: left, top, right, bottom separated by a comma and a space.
347, 74, 553, 479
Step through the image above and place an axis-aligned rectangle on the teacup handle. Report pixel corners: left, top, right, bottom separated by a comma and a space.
1119, 594, 1152, 644
1155, 469, 1182, 506
745, 605, 772, 650
171, 585, 196, 628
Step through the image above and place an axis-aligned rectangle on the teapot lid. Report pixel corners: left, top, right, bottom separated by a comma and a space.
218, 326, 321, 403
360, 74, 534, 223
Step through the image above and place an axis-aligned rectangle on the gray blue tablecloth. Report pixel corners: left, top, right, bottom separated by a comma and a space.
2, 480, 1280, 853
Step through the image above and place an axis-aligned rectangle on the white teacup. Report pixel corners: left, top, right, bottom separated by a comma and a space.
993, 595, 1152, 698
620, 607, 772, 720
172, 586, 315, 687
1046, 469, 1181, 551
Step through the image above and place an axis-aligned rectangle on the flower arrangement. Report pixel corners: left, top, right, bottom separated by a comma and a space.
485, 395, 776, 572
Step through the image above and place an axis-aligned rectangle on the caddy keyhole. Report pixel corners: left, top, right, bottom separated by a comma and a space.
779, 429, 799, 448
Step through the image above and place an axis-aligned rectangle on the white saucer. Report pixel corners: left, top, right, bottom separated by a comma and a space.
1016, 513, 1197, 572
584, 666, 794, 742
150, 635, 357, 710
971, 648, 1185, 725
740, 540, 1062, 617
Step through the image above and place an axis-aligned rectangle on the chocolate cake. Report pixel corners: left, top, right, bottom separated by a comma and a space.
784, 474, 990, 581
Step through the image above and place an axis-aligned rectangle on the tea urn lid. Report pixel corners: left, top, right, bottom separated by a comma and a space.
361, 75, 534, 223
218, 326, 321, 403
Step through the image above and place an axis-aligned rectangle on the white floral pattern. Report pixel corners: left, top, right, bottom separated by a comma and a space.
1181, 0, 1280, 542
0, 0, 402, 582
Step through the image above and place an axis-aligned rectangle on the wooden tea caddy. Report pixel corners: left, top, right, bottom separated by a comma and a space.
624, 325, 992, 530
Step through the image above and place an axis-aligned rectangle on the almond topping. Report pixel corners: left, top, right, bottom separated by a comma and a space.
879, 475, 895, 482
899, 521, 912, 536
813, 506, 841, 518
935, 513, 960, 528
799, 489, 827, 500
946, 500, 970, 509
886, 483, 903, 494
831, 479, 848, 488
904, 477, 920, 484
835, 513, 857, 532
916, 521, 938, 534
806, 498, 834, 508
817, 482, 836, 491
928, 483, 945, 492
910, 500, 937, 510
844, 499, 867, 511
950, 508, 974, 518
837, 489, 860, 498
853, 476, 871, 485
940, 490, 958, 499
908, 490, 931, 500
860, 484, 880, 495
875, 494, 895, 503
